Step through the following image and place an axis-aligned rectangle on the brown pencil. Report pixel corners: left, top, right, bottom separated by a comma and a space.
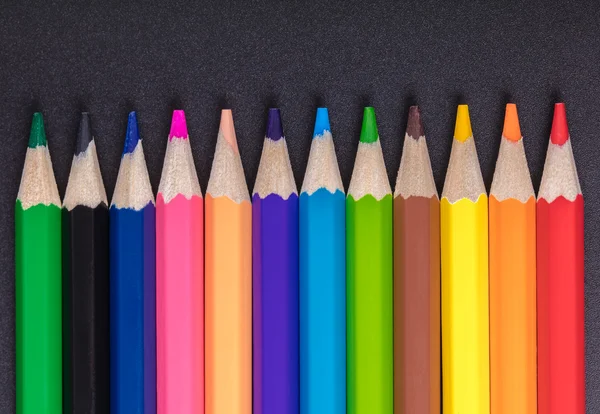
393, 106, 440, 414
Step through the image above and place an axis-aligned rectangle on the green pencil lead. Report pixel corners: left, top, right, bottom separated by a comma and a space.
29, 112, 47, 148
360, 107, 379, 144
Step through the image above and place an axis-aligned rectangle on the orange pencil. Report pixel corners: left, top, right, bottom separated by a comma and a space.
489, 104, 537, 413
205, 109, 252, 414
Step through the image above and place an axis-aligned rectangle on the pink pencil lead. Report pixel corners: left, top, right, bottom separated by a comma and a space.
169, 110, 189, 140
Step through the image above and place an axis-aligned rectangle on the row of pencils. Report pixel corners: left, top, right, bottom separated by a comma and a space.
15, 103, 583, 414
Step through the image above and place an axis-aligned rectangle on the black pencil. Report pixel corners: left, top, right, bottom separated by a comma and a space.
62, 112, 110, 413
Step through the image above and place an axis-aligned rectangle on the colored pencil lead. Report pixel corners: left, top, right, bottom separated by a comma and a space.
550, 102, 569, 145
405, 105, 425, 139
360, 106, 378, 143
266, 108, 284, 141
123, 111, 141, 155
28, 112, 47, 148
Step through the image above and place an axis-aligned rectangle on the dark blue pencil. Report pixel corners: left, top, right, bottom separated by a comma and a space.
109, 112, 156, 414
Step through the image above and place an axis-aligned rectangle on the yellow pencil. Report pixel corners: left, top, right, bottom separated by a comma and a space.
441, 105, 489, 414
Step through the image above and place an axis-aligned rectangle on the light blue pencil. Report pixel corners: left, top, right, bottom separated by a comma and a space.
299, 107, 346, 414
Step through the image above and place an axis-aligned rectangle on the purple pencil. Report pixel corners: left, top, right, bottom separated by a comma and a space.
252, 108, 299, 414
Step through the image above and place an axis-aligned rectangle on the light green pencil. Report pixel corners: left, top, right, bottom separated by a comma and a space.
16, 113, 62, 414
346, 107, 393, 413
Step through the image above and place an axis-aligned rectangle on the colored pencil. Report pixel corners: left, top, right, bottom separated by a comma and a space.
393, 106, 440, 414
16, 112, 62, 414
299, 107, 346, 414
537, 103, 584, 413
110, 112, 156, 414
252, 108, 299, 414
62, 112, 109, 413
489, 104, 536, 413
347, 107, 393, 414
156, 110, 204, 414
205, 109, 252, 414
441, 105, 489, 414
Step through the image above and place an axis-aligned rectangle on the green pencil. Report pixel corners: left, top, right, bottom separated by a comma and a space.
16, 113, 62, 414
346, 107, 393, 414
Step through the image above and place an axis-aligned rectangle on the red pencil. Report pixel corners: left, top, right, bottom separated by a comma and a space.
537, 103, 584, 414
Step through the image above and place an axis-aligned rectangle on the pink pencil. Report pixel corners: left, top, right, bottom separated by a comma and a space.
156, 110, 204, 413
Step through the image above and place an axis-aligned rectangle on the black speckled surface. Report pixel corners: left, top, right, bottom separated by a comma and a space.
0, 1, 598, 412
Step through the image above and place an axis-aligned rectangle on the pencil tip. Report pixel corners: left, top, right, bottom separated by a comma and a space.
406, 105, 424, 139
360, 106, 378, 143
75, 112, 93, 155
29, 112, 47, 148
220, 109, 238, 153
313, 107, 331, 138
123, 111, 140, 154
266, 108, 284, 141
169, 109, 188, 139
454, 104, 473, 143
503, 103, 522, 142
550, 103, 569, 145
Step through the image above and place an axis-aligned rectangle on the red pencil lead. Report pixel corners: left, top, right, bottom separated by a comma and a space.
550, 103, 569, 146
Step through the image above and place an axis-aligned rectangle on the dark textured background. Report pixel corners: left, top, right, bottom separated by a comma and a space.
0, 0, 598, 412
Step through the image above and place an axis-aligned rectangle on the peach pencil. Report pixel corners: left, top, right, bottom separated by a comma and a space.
205, 109, 252, 414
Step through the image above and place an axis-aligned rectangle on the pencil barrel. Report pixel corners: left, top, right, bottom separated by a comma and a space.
393, 196, 440, 414
299, 189, 346, 414
346, 194, 393, 414
156, 194, 204, 414
537, 195, 585, 414
205, 195, 252, 414
489, 196, 536, 413
62, 205, 110, 413
109, 204, 156, 414
441, 196, 489, 414
15, 202, 62, 414
252, 193, 299, 414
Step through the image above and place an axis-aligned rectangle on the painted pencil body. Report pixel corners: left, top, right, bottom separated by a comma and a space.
489, 104, 536, 414
156, 110, 204, 414
299, 108, 346, 414
537, 103, 584, 414
441, 105, 489, 414
347, 107, 393, 414
62, 113, 109, 414
110, 112, 156, 414
16, 113, 62, 414
393, 106, 440, 414
205, 110, 252, 414
253, 108, 299, 414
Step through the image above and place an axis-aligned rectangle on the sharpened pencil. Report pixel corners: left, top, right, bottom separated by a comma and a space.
489, 104, 536, 414
252, 108, 299, 414
156, 110, 204, 414
393, 106, 440, 414
441, 105, 489, 414
299, 107, 346, 414
110, 112, 156, 414
62, 112, 109, 414
347, 107, 393, 414
205, 109, 252, 414
537, 103, 584, 414
16, 112, 62, 414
